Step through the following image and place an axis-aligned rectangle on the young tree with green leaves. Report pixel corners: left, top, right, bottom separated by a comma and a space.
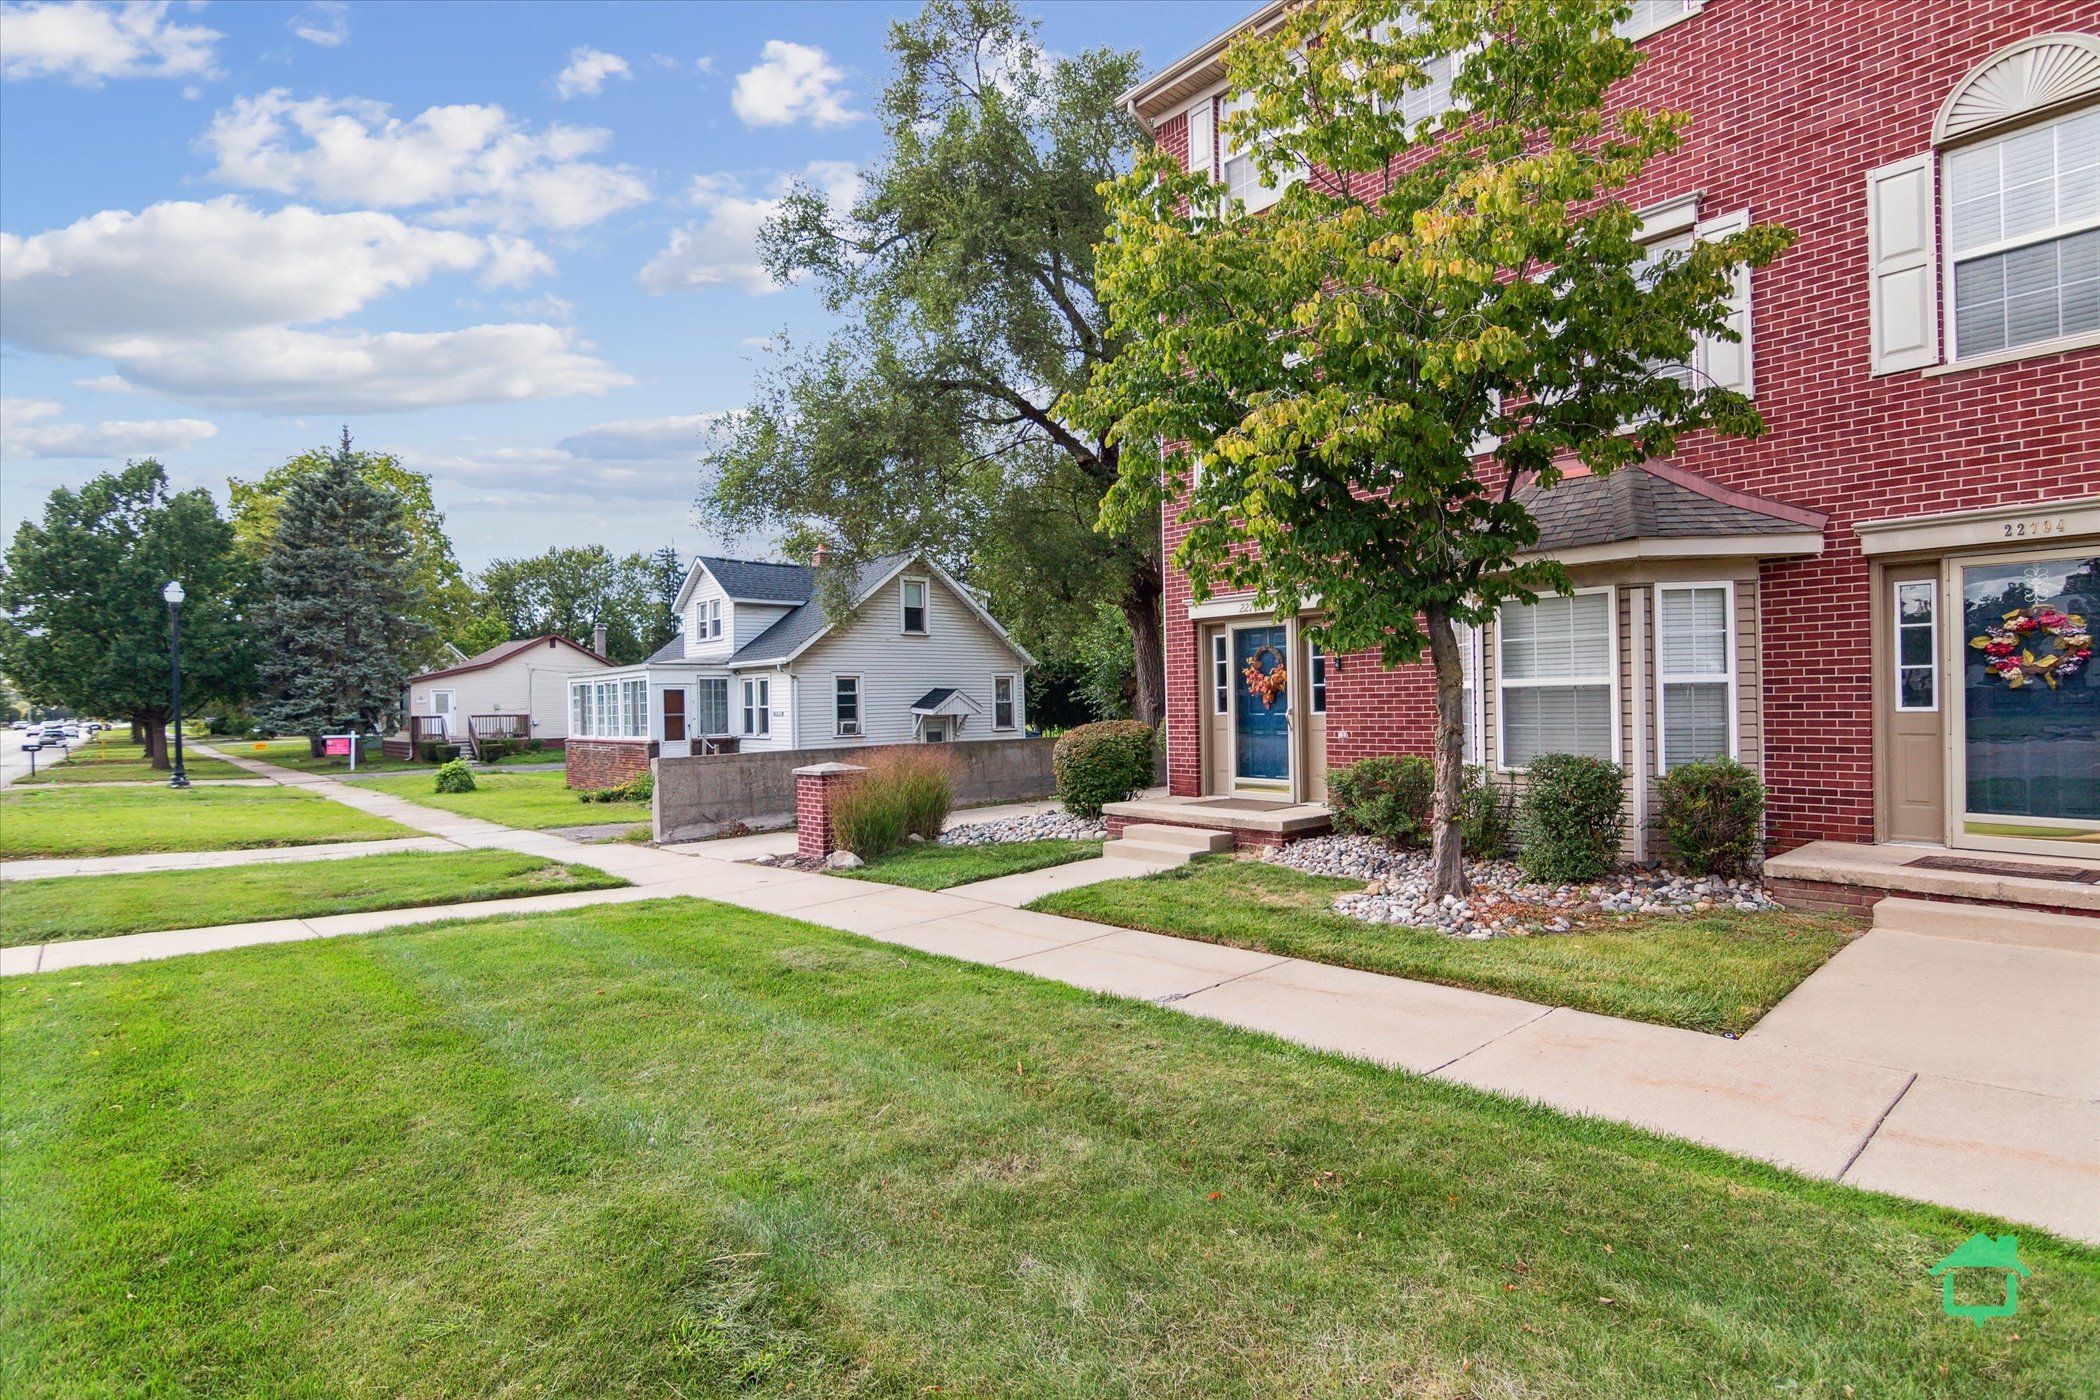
0, 461, 251, 768
1069, 0, 1792, 897
231, 440, 470, 667
703, 0, 1169, 721
471, 545, 661, 664
254, 433, 433, 750
649, 545, 685, 657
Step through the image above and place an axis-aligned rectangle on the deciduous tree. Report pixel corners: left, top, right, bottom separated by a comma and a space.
472, 546, 661, 664
0, 461, 250, 767
1070, 0, 1792, 896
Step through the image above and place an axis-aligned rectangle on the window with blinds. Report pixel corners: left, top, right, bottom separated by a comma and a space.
1946, 106, 2100, 359
1618, 0, 1697, 39
1657, 584, 1734, 770
1220, 91, 1301, 213
694, 678, 729, 736
1497, 591, 1615, 768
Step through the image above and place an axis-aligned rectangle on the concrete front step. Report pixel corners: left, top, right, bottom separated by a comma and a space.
1102, 823, 1236, 870
1871, 896, 2099, 955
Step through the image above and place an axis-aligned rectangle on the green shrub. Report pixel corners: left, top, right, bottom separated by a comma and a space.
830, 749, 956, 859
420, 741, 461, 764
579, 770, 654, 804
433, 759, 476, 794
478, 739, 518, 761
1516, 753, 1626, 884
1053, 720, 1157, 817
1458, 765, 1516, 858
527, 738, 545, 752
1656, 757, 1765, 876
1325, 755, 1435, 846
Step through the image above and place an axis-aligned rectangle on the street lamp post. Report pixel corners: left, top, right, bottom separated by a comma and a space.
164, 580, 189, 788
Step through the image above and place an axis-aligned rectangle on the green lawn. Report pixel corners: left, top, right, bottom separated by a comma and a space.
840, 837, 1103, 890
1, 850, 626, 947
1032, 858, 1856, 1036
2, 900, 2090, 1396
349, 770, 648, 830
0, 785, 415, 860
235, 738, 561, 776
15, 734, 246, 784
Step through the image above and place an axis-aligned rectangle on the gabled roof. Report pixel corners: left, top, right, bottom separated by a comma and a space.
670, 555, 812, 613
1515, 461, 1828, 563
728, 552, 916, 667
408, 634, 613, 684
910, 687, 983, 717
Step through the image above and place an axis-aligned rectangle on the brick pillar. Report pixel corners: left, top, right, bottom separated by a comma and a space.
794, 762, 867, 859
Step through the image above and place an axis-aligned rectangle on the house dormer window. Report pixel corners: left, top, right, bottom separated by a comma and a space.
901, 577, 928, 634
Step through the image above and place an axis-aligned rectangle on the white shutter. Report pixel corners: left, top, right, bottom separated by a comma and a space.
1866, 154, 1940, 374
1185, 97, 1216, 182
1694, 209, 1754, 395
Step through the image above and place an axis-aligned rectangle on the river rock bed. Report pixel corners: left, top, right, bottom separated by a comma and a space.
1266, 834, 1779, 939
940, 812, 1106, 845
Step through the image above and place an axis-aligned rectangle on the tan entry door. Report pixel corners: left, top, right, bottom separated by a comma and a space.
1884, 563, 1945, 843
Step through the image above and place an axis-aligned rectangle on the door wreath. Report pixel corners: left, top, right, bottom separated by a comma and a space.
1242, 644, 1288, 709
1969, 606, 2092, 689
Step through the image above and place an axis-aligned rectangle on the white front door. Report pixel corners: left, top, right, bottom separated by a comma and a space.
431, 689, 455, 737
660, 686, 691, 759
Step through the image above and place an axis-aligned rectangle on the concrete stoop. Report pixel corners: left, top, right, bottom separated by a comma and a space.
1870, 895, 2098, 955
1101, 822, 1235, 869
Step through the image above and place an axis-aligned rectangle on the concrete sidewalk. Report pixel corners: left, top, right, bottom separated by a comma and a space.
10, 743, 2095, 1244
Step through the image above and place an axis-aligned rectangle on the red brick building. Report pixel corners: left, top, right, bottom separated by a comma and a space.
1123, 3, 2099, 862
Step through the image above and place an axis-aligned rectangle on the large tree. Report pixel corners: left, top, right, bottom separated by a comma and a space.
1071, 0, 1791, 896
253, 433, 432, 749
231, 440, 469, 667
702, 0, 1168, 722
471, 545, 661, 664
0, 461, 251, 767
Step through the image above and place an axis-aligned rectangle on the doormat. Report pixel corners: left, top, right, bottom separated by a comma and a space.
1905, 855, 2100, 884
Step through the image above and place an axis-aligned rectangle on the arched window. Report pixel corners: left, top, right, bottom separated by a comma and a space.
1868, 34, 2100, 373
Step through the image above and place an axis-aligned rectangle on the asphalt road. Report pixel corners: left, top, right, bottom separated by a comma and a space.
0, 728, 72, 788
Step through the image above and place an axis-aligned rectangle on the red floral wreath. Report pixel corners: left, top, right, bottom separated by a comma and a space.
1242, 644, 1288, 709
1969, 606, 2092, 690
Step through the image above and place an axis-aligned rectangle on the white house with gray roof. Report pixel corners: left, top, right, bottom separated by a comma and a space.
567, 550, 1034, 759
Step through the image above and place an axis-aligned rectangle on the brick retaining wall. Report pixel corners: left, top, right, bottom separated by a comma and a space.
567, 738, 651, 790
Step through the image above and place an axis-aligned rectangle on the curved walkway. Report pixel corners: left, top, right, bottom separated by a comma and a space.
5, 740, 2094, 1244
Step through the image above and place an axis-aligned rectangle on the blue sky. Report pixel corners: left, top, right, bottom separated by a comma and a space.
1, 0, 1245, 567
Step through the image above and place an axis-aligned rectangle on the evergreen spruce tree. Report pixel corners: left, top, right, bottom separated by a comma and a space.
254, 430, 434, 752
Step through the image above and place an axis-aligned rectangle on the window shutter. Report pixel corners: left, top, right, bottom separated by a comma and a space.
1185, 97, 1216, 182
1694, 209, 1754, 395
1866, 155, 1940, 374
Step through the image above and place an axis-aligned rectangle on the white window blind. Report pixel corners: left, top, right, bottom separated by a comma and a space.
1656, 584, 1734, 770
1618, 0, 1695, 39
1498, 592, 1614, 767
1945, 107, 2100, 359
694, 678, 729, 736
1221, 91, 1300, 213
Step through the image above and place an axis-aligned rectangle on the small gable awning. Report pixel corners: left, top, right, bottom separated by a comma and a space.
910, 687, 982, 718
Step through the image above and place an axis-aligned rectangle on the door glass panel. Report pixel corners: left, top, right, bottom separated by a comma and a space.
1960, 554, 2100, 839
1233, 625, 1290, 781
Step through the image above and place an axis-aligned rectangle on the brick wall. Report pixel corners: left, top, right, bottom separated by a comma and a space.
566, 739, 650, 790
795, 764, 866, 859
1153, 0, 2100, 849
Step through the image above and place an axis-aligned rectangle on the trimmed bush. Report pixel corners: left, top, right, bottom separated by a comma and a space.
433, 759, 476, 794
1656, 757, 1766, 876
1516, 753, 1626, 883
1326, 755, 1435, 846
1053, 720, 1157, 817
420, 741, 461, 764
1458, 765, 1516, 859
831, 748, 957, 860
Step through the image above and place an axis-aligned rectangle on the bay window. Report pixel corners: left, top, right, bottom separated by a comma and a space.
1655, 584, 1736, 770
1497, 590, 1616, 768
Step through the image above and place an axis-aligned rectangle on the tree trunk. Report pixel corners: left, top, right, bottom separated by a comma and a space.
1423, 604, 1469, 900
309, 733, 327, 758
130, 717, 145, 744
1120, 560, 1167, 728
139, 714, 170, 770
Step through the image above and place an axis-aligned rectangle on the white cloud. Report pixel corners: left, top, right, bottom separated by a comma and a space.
289, 0, 347, 48
201, 90, 650, 231
557, 412, 735, 460
0, 0, 220, 85
73, 373, 133, 392
1, 396, 217, 459
553, 46, 629, 98
731, 40, 860, 128
637, 161, 859, 296
1, 198, 621, 412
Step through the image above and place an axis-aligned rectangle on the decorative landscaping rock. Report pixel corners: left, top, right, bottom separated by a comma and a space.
825, 850, 866, 870
940, 813, 1107, 846
1265, 834, 1780, 939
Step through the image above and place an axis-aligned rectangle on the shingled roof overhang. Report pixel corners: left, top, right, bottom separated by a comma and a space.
1514, 461, 1828, 566
1118, 1, 1292, 124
